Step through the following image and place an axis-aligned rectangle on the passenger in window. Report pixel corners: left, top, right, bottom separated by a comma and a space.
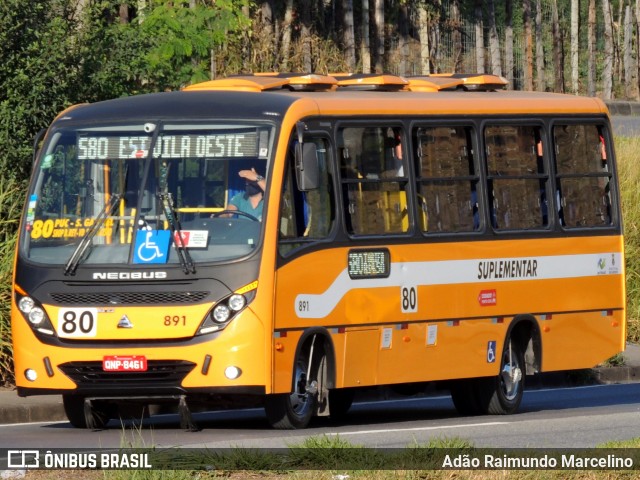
382, 128, 404, 177
227, 168, 266, 221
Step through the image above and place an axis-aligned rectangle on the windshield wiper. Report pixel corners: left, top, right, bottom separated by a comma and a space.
158, 192, 196, 274
64, 193, 122, 276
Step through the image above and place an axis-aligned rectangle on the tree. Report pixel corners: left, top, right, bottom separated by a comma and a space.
399, 1, 410, 75
361, 0, 371, 73
137, 0, 250, 87
637, 0, 640, 98
299, 0, 312, 72
602, 0, 614, 99
551, 0, 565, 93
475, 0, 485, 74
281, 0, 294, 71
588, 0, 596, 96
570, 0, 579, 94
487, 0, 501, 76
373, 0, 384, 73
451, 0, 462, 73
505, 0, 514, 88
419, 2, 430, 74
343, 0, 356, 71
0, 0, 80, 177
623, 4, 635, 99
523, 0, 534, 90
535, 0, 545, 91
430, 0, 442, 72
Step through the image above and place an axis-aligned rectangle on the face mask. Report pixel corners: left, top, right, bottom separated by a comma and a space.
245, 181, 263, 197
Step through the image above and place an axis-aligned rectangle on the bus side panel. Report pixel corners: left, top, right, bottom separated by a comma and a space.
272, 330, 303, 393
274, 235, 625, 390
375, 320, 507, 385
539, 310, 625, 372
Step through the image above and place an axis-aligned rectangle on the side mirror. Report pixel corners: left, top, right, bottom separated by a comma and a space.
295, 142, 319, 191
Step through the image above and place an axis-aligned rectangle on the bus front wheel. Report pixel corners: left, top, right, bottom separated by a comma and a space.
265, 353, 317, 429
63, 395, 111, 429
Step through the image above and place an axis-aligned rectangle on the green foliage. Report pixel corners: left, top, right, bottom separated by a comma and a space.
141, 0, 250, 88
0, 0, 255, 386
0, 0, 80, 179
0, 176, 24, 386
73, 3, 154, 101
615, 136, 640, 342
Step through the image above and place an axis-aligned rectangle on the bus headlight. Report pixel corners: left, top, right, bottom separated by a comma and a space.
196, 292, 252, 336
228, 294, 246, 312
28, 308, 45, 325
18, 296, 35, 314
213, 304, 231, 323
15, 293, 55, 336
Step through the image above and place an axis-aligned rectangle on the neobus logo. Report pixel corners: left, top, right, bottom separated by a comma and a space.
92, 271, 168, 280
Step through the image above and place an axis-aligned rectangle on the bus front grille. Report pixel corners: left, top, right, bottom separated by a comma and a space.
59, 360, 196, 387
50, 291, 209, 306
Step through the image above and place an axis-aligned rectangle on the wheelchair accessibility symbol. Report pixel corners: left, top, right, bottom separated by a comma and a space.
487, 341, 497, 363
134, 230, 170, 264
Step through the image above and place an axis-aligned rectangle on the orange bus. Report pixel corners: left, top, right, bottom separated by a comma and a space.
12, 73, 625, 429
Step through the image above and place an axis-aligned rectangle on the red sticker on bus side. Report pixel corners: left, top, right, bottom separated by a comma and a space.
478, 289, 497, 306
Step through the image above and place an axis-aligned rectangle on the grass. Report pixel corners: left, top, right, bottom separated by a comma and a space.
0, 175, 24, 387
614, 136, 640, 342
18, 435, 640, 480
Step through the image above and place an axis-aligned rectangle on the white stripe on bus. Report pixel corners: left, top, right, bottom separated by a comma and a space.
294, 252, 622, 319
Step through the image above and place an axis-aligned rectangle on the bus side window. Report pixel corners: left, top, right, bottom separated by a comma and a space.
485, 125, 548, 230
414, 126, 479, 233
278, 136, 335, 256
553, 124, 612, 228
339, 126, 409, 236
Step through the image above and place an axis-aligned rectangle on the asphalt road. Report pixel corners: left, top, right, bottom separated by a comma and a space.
1, 383, 639, 450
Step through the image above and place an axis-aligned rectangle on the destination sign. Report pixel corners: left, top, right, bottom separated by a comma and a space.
77, 131, 258, 160
347, 249, 390, 279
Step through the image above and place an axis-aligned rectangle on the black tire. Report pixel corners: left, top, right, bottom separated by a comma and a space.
265, 353, 316, 429
328, 388, 354, 420
63, 395, 111, 429
477, 339, 525, 415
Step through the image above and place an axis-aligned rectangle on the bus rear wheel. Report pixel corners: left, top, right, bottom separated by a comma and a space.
477, 339, 525, 415
265, 353, 317, 429
450, 339, 525, 416
63, 395, 111, 429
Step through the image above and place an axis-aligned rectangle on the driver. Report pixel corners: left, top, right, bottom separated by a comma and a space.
226, 168, 266, 221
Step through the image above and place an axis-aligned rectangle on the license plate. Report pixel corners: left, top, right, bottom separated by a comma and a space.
102, 355, 147, 372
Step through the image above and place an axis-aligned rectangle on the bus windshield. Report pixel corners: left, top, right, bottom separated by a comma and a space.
22, 122, 274, 268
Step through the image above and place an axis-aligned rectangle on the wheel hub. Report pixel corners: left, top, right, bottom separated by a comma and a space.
501, 363, 523, 400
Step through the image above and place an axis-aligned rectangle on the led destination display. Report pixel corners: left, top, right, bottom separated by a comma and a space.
77, 131, 258, 160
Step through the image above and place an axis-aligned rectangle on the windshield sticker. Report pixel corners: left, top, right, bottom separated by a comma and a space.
134, 230, 170, 264
41, 154, 53, 169
173, 230, 208, 248
29, 218, 115, 240
26, 195, 37, 224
